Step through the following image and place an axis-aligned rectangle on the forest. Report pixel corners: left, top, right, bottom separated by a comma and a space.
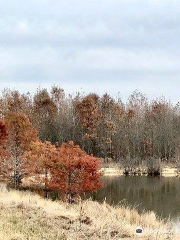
0, 86, 180, 198
0, 87, 180, 165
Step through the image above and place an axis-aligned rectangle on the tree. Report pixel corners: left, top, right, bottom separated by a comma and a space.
0, 89, 32, 118
25, 140, 58, 198
98, 94, 117, 158
50, 86, 77, 144
32, 88, 58, 143
75, 94, 100, 155
1, 113, 38, 188
144, 98, 179, 160
50, 141, 102, 203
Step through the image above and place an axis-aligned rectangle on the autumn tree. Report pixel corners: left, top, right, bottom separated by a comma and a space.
98, 94, 117, 159
32, 88, 58, 143
75, 94, 100, 155
25, 140, 58, 198
50, 141, 102, 203
0, 89, 32, 118
1, 113, 38, 188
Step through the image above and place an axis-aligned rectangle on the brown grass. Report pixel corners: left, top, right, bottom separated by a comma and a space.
0, 186, 174, 240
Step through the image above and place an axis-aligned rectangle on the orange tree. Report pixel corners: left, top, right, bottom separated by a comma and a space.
50, 141, 102, 203
1, 113, 38, 188
25, 140, 58, 198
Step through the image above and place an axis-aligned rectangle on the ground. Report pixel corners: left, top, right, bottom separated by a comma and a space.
0, 186, 174, 240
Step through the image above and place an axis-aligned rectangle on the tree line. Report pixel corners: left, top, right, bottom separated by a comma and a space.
0, 87, 180, 168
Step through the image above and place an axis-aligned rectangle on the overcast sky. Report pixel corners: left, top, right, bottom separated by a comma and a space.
0, 0, 180, 102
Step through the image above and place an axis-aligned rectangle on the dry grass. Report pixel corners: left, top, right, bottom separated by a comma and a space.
161, 167, 179, 177
0, 185, 174, 240
100, 167, 124, 176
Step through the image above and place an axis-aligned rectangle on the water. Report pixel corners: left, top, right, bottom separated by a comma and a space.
89, 176, 180, 220
17, 175, 180, 221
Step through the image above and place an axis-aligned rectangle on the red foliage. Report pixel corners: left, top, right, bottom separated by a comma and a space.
25, 140, 57, 197
50, 141, 102, 202
76, 94, 100, 139
0, 120, 8, 158
26, 140, 102, 201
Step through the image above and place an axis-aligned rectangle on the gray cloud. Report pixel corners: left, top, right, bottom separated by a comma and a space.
0, 0, 180, 102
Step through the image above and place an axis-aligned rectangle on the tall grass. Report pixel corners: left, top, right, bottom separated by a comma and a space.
0, 186, 174, 239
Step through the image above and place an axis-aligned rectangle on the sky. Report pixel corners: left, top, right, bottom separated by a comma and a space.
0, 0, 180, 102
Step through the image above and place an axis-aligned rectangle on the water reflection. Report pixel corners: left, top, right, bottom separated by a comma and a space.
89, 176, 180, 219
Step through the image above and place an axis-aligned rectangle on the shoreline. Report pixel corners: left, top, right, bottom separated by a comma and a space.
100, 166, 180, 177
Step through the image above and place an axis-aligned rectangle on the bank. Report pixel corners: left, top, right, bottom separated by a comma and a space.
101, 166, 180, 177
0, 187, 174, 239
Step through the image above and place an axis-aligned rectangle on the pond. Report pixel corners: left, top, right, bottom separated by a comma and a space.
18, 175, 180, 222
89, 176, 180, 220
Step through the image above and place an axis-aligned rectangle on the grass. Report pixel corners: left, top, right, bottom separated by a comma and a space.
0, 185, 174, 240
